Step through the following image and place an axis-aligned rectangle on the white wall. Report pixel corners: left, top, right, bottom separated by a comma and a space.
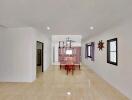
82, 19, 132, 99
35, 30, 51, 71
0, 27, 51, 82
0, 27, 36, 82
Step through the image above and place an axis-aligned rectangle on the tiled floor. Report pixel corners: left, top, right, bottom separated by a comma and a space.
0, 65, 128, 100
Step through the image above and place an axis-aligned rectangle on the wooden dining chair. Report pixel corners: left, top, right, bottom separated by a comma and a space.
65, 56, 75, 75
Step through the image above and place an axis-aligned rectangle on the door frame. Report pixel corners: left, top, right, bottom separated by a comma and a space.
37, 41, 44, 72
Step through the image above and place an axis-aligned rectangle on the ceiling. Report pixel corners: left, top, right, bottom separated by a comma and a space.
0, 0, 132, 38
52, 35, 82, 43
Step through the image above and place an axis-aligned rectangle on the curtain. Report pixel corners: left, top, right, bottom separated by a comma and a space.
85, 44, 88, 58
91, 42, 95, 61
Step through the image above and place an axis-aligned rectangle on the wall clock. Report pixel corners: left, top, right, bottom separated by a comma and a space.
98, 40, 104, 50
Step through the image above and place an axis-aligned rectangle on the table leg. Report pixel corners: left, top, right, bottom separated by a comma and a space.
67, 67, 68, 75
60, 65, 61, 70
72, 65, 74, 75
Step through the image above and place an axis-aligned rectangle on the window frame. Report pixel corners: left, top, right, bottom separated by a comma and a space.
107, 38, 118, 66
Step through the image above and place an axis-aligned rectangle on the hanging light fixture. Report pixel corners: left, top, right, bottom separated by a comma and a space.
59, 37, 72, 48
66, 37, 71, 48
59, 41, 64, 48
58, 37, 75, 56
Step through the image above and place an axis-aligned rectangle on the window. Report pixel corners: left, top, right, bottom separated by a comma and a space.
85, 42, 95, 61
66, 49, 72, 55
107, 38, 118, 65
87, 45, 92, 58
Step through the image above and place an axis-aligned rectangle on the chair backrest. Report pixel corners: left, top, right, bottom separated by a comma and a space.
65, 56, 75, 65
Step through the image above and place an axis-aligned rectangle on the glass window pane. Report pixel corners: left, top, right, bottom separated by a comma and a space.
66, 50, 72, 55
110, 41, 116, 51
110, 52, 116, 63
88, 46, 91, 56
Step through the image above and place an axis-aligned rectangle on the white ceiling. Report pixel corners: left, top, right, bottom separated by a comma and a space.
52, 35, 82, 43
0, 0, 132, 38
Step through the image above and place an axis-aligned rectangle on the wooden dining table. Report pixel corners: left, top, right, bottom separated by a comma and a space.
60, 56, 76, 75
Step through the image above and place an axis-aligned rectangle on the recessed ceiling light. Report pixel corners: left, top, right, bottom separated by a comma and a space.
66, 92, 71, 96
46, 26, 50, 30
90, 26, 94, 30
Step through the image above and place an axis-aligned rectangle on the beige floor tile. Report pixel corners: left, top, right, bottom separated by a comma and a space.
0, 65, 129, 100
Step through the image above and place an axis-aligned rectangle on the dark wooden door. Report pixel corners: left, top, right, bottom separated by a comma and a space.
37, 49, 42, 66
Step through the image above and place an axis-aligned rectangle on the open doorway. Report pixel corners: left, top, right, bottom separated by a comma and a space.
36, 41, 44, 77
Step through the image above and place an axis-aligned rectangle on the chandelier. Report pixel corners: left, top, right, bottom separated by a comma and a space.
59, 37, 72, 48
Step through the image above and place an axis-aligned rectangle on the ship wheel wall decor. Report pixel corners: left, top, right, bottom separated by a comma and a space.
98, 40, 104, 50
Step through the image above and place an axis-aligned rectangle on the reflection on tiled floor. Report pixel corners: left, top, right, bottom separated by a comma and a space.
36, 66, 42, 78
0, 65, 128, 100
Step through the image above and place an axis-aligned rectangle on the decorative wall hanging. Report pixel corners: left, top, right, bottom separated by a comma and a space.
98, 40, 104, 50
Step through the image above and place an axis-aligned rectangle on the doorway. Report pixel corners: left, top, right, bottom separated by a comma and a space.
36, 41, 44, 75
